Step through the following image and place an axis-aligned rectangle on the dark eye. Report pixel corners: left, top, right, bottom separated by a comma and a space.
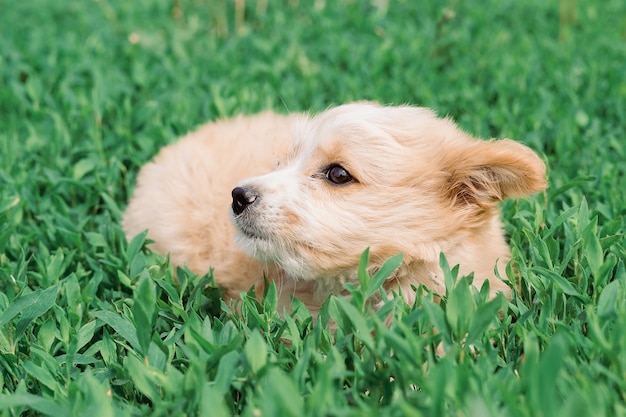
324, 165, 353, 185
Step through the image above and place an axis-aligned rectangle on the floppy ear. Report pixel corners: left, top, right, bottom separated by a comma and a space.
444, 139, 547, 209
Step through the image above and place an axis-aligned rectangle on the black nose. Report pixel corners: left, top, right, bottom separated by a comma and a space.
231, 186, 258, 215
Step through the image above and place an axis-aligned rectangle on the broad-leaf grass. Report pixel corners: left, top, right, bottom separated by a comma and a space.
1, 0, 626, 416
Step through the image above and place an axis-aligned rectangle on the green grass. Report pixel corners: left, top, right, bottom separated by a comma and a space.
1, 0, 626, 415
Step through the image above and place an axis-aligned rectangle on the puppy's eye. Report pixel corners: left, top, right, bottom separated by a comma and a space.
324, 165, 353, 185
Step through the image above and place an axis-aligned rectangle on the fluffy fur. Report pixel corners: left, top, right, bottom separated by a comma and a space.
123, 102, 546, 312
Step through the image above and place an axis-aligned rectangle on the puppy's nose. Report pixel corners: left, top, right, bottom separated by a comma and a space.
231, 186, 258, 215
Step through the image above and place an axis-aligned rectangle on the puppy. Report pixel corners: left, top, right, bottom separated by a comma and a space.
123, 102, 546, 312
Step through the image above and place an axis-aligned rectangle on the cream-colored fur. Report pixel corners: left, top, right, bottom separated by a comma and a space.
123, 102, 546, 312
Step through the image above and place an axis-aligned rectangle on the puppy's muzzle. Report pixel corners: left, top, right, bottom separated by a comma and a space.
231, 186, 258, 215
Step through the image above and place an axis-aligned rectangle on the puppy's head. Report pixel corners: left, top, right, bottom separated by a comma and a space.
231, 102, 546, 281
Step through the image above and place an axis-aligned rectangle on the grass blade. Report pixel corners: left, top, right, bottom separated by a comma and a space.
366, 253, 403, 299
90, 310, 141, 353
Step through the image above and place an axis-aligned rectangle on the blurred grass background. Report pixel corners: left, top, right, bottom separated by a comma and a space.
1, 0, 626, 415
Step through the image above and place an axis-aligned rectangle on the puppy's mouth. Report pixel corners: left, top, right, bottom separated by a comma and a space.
233, 218, 271, 242
237, 225, 265, 240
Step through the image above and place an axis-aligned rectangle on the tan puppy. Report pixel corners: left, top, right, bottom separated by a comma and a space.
123, 102, 546, 312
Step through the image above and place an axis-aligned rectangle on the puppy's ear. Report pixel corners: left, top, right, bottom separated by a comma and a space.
444, 139, 547, 208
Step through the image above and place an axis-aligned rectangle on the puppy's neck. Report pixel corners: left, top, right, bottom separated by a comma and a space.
272, 215, 513, 313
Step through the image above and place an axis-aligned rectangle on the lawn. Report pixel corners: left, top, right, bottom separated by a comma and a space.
1, 0, 626, 415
